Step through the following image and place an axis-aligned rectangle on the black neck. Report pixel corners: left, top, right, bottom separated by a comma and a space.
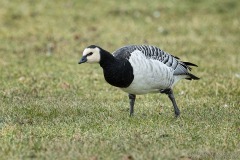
98, 49, 134, 88
99, 49, 116, 68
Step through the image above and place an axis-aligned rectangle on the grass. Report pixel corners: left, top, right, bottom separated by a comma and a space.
0, 0, 240, 159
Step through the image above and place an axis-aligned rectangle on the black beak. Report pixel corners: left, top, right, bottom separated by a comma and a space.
78, 55, 87, 64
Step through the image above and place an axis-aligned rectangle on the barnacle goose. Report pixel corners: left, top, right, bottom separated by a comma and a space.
78, 45, 199, 117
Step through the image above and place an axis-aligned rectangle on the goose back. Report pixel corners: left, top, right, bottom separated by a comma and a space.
113, 45, 198, 79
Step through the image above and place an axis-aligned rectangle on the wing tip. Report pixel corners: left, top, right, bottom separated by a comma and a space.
184, 61, 198, 67
186, 73, 200, 80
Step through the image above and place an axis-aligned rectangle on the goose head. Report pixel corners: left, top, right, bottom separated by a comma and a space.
78, 45, 101, 64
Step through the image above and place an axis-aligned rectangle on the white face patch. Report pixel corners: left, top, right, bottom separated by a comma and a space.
82, 47, 101, 63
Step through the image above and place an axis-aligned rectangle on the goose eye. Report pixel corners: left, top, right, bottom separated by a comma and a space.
88, 52, 93, 56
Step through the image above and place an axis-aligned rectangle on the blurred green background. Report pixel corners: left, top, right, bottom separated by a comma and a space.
0, 0, 239, 159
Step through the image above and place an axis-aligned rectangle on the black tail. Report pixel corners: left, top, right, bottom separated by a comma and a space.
184, 61, 198, 67
183, 61, 198, 71
183, 62, 199, 80
185, 73, 200, 80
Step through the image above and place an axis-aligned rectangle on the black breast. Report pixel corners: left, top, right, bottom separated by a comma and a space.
102, 59, 134, 88
98, 48, 134, 88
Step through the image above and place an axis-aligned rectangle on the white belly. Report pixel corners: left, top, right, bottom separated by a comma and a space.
120, 51, 174, 94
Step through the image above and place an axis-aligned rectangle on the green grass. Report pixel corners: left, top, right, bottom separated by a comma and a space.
0, 0, 240, 159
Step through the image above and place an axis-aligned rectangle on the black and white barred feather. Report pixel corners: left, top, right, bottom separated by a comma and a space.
113, 45, 199, 80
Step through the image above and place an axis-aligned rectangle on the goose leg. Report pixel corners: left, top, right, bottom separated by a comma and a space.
128, 94, 136, 116
160, 89, 180, 117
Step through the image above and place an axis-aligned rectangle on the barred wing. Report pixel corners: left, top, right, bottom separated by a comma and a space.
113, 45, 199, 79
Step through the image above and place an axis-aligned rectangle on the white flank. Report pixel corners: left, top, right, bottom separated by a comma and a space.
121, 50, 175, 94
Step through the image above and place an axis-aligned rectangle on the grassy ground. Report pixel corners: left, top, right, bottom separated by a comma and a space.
0, 0, 240, 159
